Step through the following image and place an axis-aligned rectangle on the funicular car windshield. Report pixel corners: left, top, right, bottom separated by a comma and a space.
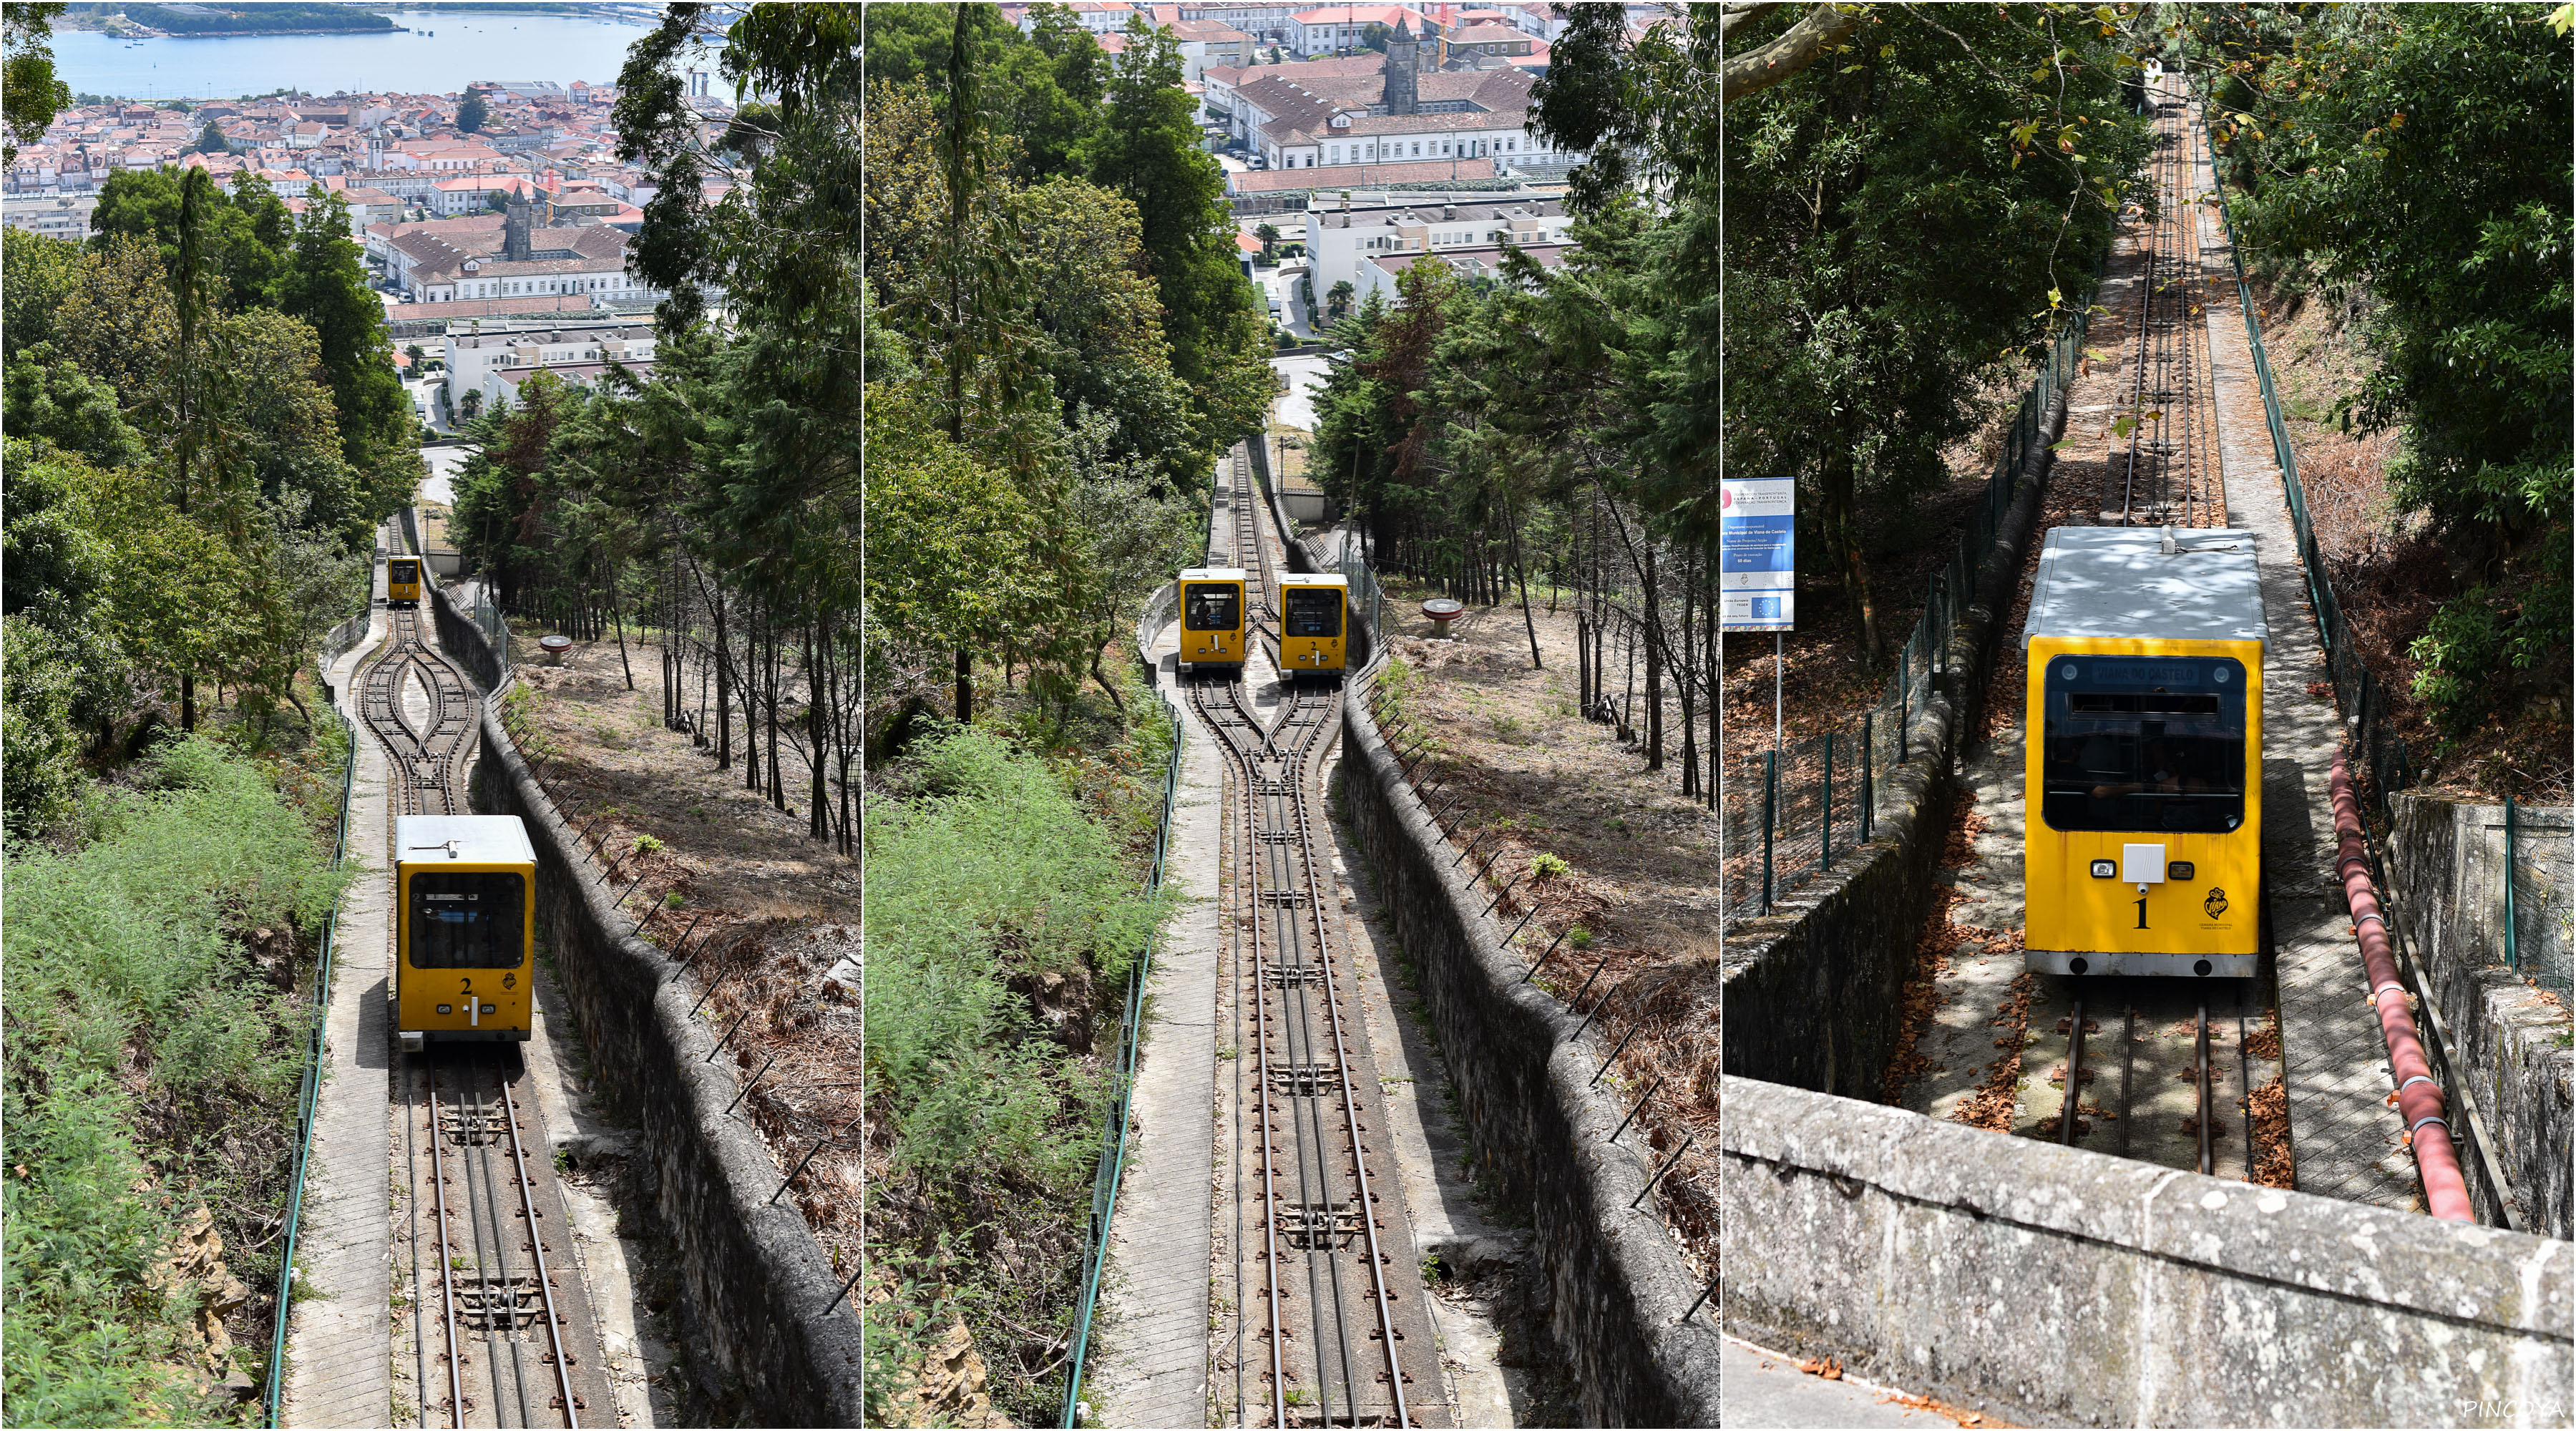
2040, 655, 2247, 833
1283, 587, 1341, 638
409, 871, 525, 968
1185, 583, 1241, 632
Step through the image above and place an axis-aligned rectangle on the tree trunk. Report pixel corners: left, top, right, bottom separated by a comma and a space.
1706, 550, 1719, 811
714, 586, 733, 769
1644, 540, 1664, 771
1820, 438, 1883, 667
806, 621, 826, 841
955, 648, 974, 726
767, 625, 785, 810
1508, 507, 1542, 670
610, 575, 635, 692
1679, 547, 1699, 796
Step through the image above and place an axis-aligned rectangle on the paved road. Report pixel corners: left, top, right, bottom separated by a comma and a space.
1272, 353, 1332, 432
420, 444, 474, 506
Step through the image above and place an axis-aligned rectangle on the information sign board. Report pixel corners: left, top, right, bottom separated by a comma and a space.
1719, 477, 1795, 632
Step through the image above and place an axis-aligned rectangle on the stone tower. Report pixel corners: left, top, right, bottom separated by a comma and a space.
1384, 15, 1420, 116
503, 195, 532, 261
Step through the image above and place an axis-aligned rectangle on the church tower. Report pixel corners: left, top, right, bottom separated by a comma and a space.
1384, 15, 1420, 116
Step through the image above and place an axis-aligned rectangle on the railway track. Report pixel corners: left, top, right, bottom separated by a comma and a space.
358, 524, 615, 1427
2103, 72, 2225, 532
1913, 77, 2286, 1179
1199, 454, 1442, 1425
361, 527, 482, 819
2034, 76, 2272, 1178
398, 1049, 610, 1427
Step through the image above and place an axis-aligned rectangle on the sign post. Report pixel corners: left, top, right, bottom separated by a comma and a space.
1721, 477, 1796, 754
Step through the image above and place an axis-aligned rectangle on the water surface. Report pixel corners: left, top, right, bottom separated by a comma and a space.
49, 10, 734, 103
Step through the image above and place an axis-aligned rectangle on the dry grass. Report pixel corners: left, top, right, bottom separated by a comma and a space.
497, 633, 867, 1283
1367, 585, 1714, 1271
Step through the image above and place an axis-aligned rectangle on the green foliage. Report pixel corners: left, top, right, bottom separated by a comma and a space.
2, 2, 69, 165
1530, 852, 1571, 880
2221, 3, 2572, 738
863, 718, 1169, 1417
1719, 4, 2147, 658
4, 736, 350, 1422
4, 616, 87, 836
91, 167, 294, 313
1, 226, 80, 357
1082, 17, 1272, 446
456, 89, 488, 132
53, 233, 177, 407
4, 348, 147, 468
274, 191, 422, 519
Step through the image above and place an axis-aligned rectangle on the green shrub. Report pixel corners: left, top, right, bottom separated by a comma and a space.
4, 736, 351, 1422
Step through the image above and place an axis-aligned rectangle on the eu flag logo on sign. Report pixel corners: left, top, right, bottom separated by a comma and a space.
1752, 597, 1780, 620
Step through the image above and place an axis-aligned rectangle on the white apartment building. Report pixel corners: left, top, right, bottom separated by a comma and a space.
444, 318, 658, 413
1287, 4, 1421, 56
1303, 195, 1571, 293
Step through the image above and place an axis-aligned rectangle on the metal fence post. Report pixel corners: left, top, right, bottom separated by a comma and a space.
2505, 793, 2519, 972
1820, 731, 1834, 872
1860, 710, 1874, 845
1761, 750, 1777, 915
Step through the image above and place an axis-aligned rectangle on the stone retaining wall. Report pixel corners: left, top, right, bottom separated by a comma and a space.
2387, 792, 2576, 1239
1337, 673, 1718, 1425
437, 614, 865, 1423
1719, 378, 2067, 1093
1722, 1076, 2575, 1427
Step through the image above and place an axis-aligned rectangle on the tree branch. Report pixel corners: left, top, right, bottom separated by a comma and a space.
1723, 4, 1868, 105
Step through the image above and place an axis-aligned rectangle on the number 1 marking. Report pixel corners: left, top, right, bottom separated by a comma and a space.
2135, 897, 2150, 929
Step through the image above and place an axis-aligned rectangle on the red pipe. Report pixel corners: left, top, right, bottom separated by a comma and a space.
2328, 749, 2476, 1222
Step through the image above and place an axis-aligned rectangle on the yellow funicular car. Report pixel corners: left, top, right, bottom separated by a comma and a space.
2022, 527, 2267, 979
395, 814, 538, 1050
1178, 566, 1248, 677
387, 555, 422, 608
1277, 572, 1348, 682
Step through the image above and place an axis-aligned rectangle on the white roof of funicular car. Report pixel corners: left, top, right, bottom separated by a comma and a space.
394, 814, 536, 867
1181, 567, 1248, 582
2023, 527, 2269, 650
1279, 572, 1347, 587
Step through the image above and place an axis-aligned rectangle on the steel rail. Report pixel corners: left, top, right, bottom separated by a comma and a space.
1193, 451, 1415, 1425
1194, 678, 1289, 1429
500, 1065, 580, 1425
2059, 992, 2088, 1146
454, 1063, 526, 1426
426, 1065, 466, 1429
1289, 684, 1410, 1426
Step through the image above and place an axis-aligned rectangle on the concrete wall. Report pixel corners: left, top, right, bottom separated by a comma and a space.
1337, 667, 1719, 1425
1722, 1076, 2575, 1428
2387, 792, 2576, 1239
436, 614, 866, 1423
1719, 380, 2066, 1093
